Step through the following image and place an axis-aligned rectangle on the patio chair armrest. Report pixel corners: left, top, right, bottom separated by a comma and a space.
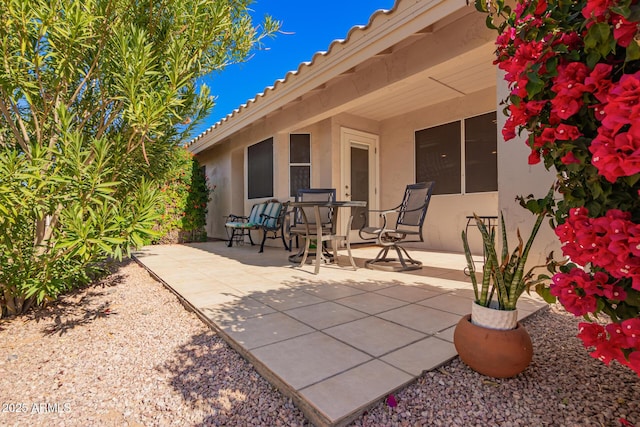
358, 209, 392, 241
362, 204, 402, 214
225, 214, 249, 223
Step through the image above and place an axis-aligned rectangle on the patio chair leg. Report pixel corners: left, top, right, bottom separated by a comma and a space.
394, 245, 408, 269
247, 230, 255, 246
331, 239, 339, 267
396, 245, 422, 270
364, 246, 390, 268
281, 233, 290, 251
259, 231, 267, 253
227, 229, 235, 247
365, 244, 422, 271
345, 237, 357, 270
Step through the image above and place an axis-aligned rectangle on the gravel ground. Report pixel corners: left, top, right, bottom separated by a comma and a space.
0, 259, 638, 427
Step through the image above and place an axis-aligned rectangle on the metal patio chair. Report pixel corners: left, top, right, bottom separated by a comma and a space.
224, 202, 267, 247
359, 181, 435, 271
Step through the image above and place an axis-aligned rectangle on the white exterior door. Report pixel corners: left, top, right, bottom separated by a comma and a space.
340, 128, 379, 243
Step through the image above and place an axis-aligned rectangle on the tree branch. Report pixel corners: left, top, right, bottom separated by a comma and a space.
0, 94, 30, 156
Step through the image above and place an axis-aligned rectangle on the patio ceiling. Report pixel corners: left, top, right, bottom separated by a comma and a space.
341, 41, 496, 122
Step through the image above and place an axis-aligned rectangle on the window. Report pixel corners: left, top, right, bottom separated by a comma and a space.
465, 112, 498, 193
415, 112, 497, 195
247, 137, 273, 199
415, 122, 461, 195
289, 134, 311, 197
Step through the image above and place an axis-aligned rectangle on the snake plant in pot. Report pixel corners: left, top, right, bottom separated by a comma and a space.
453, 187, 554, 378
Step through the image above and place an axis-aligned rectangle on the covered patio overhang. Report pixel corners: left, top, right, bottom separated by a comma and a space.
187, 2, 496, 152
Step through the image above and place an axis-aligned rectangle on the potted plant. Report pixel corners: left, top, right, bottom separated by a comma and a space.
473, 0, 640, 377
453, 187, 554, 377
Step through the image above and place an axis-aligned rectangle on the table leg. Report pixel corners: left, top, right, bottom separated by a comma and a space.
314, 206, 322, 274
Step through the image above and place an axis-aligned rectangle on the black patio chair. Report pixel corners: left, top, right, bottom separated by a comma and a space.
358, 181, 435, 271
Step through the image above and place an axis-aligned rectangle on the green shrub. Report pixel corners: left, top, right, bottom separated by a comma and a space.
0, 0, 277, 317
155, 148, 213, 244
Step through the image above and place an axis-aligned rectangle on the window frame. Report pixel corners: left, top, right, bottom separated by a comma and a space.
247, 137, 274, 200
414, 111, 497, 195
289, 133, 312, 197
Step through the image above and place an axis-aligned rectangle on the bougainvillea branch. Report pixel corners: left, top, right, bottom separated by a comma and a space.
475, 0, 640, 375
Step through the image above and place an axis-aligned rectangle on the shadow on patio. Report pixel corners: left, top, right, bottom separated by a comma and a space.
135, 241, 545, 427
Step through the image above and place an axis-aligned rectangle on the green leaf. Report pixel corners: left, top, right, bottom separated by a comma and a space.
475, 0, 489, 12
625, 173, 640, 187
626, 41, 640, 62
485, 14, 498, 30
525, 71, 545, 97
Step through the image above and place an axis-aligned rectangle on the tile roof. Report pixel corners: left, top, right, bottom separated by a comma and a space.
187, 2, 399, 147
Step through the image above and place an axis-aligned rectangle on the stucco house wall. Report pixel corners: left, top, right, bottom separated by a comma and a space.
377, 86, 498, 253
496, 72, 559, 266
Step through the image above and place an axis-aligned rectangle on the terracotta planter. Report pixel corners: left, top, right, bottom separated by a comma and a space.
453, 314, 533, 378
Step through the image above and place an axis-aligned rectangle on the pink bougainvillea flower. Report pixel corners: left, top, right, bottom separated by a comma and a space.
533, 127, 557, 148
534, 0, 548, 15
592, 104, 607, 122
577, 322, 606, 347
551, 270, 598, 316
626, 351, 640, 375
528, 149, 541, 164
606, 322, 632, 348
552, 31, 583, 51
602, 72, 640, 133
621, 318, 640, 350
591, 130, 640, 182
561, 152, 581, 164
555, 124, 582, 141
386, 394, 398, 407
582, 0, 615, 21
612, 14, 639, 47
590, 340, 626, 365
503, 124, 517, 141
585, 63, 613, 103
619, 417, 636, 427
550, 95, 582, 120
553, 62, 590, 96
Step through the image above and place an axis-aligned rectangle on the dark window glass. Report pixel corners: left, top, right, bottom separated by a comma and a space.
290, 134, 311, 163
351, 146, 369, 230
247, 138, 273, 199
290, 166, 310, 197
289, 134, 311, 196
415, 122, 461, 195
465, 112, 498, 193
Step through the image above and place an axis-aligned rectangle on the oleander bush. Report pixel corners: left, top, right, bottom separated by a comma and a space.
0, 0, 277, 317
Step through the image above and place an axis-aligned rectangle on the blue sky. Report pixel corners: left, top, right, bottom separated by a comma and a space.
191, 0, 397, 138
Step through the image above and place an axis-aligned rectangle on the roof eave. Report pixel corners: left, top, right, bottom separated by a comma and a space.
188, 0, 469, 155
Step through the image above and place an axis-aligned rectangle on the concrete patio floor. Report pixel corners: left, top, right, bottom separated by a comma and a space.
134, 241, 546, 427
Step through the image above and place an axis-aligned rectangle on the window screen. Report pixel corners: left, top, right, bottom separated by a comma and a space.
415, 122, 461, 195
248, 137, 273, 199
289, 134, 311, 196
465, 112, 498, 193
